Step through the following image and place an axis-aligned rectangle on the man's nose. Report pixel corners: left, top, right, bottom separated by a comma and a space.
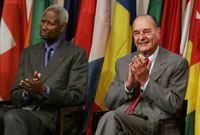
138, 32, 145, 40
41, 23, 48, 30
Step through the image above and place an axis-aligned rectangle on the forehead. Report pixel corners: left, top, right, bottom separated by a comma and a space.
133, 16, 155, 31
42, 9, 59, 21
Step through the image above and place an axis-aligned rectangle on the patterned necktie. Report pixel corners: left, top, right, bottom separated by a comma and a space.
144, 57, 149, 65
125, 57, 149, 114
44, 47, 53, 67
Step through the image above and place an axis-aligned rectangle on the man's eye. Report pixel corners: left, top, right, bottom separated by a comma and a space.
143, 30, 151, 35
47, 22, 54, 26
133, 32, 139, 36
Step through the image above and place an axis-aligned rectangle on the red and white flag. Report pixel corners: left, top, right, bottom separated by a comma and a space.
0, 0, 27, 101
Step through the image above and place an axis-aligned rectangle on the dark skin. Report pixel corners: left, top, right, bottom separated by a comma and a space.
19, 8, 67, 96
40, 8, 67, 45
19, 71, 46, 96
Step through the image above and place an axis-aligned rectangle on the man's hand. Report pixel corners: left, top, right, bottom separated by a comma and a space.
125, 62, 138, 91
132, 55, 152, 86
30, 71, 46, 94
19, 71, 47, 95
19, 78, 33, 96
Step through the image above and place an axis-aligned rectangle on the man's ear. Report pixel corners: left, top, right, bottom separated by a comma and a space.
61, 23, 67, 32
157, 27, 161, 40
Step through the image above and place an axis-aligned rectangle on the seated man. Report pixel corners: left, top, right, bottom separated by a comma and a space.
95, 15, 189, 135
0, 5, 88, 135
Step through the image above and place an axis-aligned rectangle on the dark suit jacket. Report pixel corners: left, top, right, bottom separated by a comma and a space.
105, 46, 189, 133
10, 39, 88, 134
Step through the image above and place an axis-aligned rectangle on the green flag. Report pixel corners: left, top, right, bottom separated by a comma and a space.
147, 0, 164, 27
29, 0, 53, 45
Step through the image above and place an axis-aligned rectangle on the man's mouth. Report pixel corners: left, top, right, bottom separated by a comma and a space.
138, 42, 149, 46
40, 32, 48, 36
138, 40, 149, 44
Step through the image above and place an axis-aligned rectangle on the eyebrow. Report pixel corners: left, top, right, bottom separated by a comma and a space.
133, 28, 151, 32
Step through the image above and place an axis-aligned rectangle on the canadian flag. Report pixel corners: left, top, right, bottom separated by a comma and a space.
0, 0, 27, 101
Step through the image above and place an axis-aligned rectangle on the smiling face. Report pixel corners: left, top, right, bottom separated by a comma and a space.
40, 8, 66, 45
132, 16, 160, 57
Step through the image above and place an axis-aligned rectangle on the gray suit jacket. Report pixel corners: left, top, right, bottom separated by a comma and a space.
105, 46, 189, 133
10, 39, 88, 134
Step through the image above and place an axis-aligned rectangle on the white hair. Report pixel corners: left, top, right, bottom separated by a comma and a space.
44, 5, 69, 25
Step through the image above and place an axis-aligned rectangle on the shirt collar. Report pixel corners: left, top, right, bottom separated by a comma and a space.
45, 38, 62, 50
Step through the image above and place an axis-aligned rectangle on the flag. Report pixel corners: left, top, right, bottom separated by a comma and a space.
83, 0, 111, 132
28, 0, 53, 46
147, 0, 164, 27
84, 1, 136, 134
159, 0, 182, 54
24, 2, 34, 48
86, 0, 136, 133
94, 0, 136, 110
0, 0, 27, 101
74, 0, 97, 57
180, 0, 194, 57
185, 0, 200, 134
136, 0, 150, 16
70, 0, 98, 131
63, 0, 81, 41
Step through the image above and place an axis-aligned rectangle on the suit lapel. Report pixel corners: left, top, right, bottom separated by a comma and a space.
129, 51, 140, 62
32, 43, 45, 73
41, 39, 68, 82
150, 47, 167, 81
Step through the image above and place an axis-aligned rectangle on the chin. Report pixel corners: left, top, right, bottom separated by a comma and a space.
40, 35, 47, 39
139, 47, 149, 52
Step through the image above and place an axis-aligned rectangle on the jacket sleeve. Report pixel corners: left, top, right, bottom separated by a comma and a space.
105, 59, 139, 110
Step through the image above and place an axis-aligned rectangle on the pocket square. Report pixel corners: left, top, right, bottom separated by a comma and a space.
58, 58, 63, 62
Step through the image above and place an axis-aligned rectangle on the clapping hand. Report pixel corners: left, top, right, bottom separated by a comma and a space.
125, 55, 152, 90
19, 71, 46, 96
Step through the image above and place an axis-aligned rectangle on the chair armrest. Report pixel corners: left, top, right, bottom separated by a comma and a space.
158, 117, 181, 135
58, 105, 85, 135
158, 100, 187, 135
158, 117, 179, 129
0, 101, 13, 108
60, 105, 85, 113
159, 117, 179, 124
